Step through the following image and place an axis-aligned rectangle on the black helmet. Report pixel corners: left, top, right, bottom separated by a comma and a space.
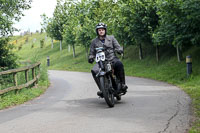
96, 22, 107, 36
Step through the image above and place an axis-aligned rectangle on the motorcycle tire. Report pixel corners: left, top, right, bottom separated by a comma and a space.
99, 76, 115, 107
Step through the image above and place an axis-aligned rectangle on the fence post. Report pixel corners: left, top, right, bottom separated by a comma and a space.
32, 68, 36, 86
36, 64, 40, 84
13, 72, 18, 93
25, 70, 28, 83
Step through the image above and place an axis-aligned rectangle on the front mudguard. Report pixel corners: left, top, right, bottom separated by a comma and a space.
96, 70, 106, 78
99, 71, 106, 76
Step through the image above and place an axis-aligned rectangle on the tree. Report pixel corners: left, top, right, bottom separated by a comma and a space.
0, 0, 32, 69
63, 1, 79, 58
51, 0, 67, 51
0, 38, 17, 69
0, 0, 32, 36
128, 0, 158, 60
75, 0, 101, 59
112, 0, 136, 59
46, 0, 200, 63
41, 14, 54, 48
179, 0, 200, 46
153, 0, 185, 62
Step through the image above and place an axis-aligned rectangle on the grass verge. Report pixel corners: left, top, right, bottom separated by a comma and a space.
0, 86, 47, 110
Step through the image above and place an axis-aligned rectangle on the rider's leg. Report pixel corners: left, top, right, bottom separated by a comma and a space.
91, 64, 103, 97
91, 70, 100, 89
113, 59, 128, 92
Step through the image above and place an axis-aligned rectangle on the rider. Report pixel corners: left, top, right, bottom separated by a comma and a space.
88, 22, 128, 97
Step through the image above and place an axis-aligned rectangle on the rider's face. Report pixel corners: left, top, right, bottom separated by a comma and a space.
98, 28, 106, 37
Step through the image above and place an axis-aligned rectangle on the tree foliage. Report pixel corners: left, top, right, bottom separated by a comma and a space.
0, 0, 32, 36
0, 0, 32, 69
43, 0, 200, 61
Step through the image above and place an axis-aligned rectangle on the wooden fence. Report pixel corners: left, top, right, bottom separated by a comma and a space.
0, 62, 41, 95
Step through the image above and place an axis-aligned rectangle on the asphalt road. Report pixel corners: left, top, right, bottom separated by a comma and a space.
0, 70, 191, 133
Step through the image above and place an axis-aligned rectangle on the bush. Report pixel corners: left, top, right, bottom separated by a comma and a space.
40, 39, 45, 48
31, 43, 34, 48
18, 44, 22, 50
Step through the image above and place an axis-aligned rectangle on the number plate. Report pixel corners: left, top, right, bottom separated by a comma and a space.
96, 52, 105, 62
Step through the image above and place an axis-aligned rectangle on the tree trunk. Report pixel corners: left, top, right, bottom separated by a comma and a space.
60, 40, 62, 51
156, 45, 160, 62
72, 44, 76, 58
139, 43, 143, 60
51, 38, 53, 49
176, 45, 183, 62
68, 45, 71, 52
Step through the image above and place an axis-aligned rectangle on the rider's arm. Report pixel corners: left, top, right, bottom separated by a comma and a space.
112, 36, 123, 54
88, 39, 96, 59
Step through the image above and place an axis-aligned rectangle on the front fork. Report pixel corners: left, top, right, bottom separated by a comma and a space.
96, 61, 115, 93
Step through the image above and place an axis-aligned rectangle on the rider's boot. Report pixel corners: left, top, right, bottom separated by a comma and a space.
118, 70, 128, 93
97, 91, 103, 98
91, 70, 103, 97
121, 84, 128, 92
114, 60, 128, 93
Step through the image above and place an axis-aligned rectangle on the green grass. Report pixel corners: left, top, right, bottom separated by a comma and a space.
14, 33, 93, 72
0, 33, 49, 110
0, 86, 46, 110
7, 33, 200, 132
0, 62, 49, 109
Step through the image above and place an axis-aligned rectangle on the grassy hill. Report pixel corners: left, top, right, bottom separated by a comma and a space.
12, 33, 200, 132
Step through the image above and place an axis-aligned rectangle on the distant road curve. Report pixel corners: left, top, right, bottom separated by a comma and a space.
0, 70, 191, 133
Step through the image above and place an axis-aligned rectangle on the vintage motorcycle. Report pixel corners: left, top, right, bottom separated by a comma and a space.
95, 47, 126, 107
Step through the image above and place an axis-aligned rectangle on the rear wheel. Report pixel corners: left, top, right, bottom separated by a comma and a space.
99, 76, 114, 107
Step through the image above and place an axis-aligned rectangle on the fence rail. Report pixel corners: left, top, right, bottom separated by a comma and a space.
0, 62, 41, 95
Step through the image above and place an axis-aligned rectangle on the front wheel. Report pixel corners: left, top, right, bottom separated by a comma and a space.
99, 76, 115, 107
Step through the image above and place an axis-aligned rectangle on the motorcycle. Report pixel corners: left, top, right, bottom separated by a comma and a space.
95, 47, 126, 107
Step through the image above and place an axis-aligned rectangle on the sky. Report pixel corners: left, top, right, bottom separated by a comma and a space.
14, 0, 57, 35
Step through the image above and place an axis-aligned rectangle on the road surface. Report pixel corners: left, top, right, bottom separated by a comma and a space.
0, 70, 191, 133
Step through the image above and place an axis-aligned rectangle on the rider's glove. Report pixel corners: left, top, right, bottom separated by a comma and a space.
115, 50, 123, 55
88, 58, 94, 64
